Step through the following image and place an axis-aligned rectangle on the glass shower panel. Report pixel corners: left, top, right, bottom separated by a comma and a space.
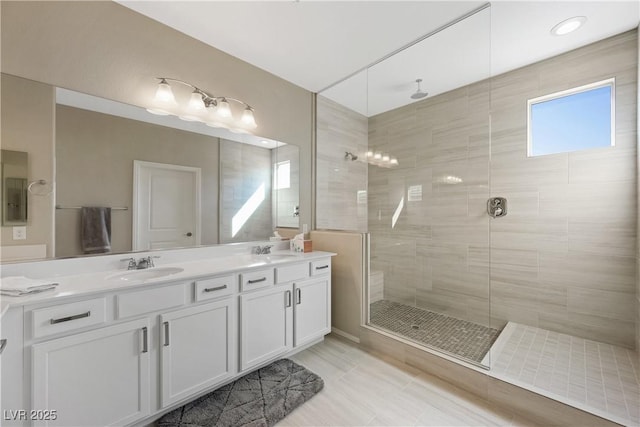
365, 5, 494, 367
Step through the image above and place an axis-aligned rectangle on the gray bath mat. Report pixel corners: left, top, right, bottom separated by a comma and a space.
158, 359, 323, 427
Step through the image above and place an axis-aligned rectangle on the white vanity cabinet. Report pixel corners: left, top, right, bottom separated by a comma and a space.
239, 257, 332, 372
293, 276, 331, 348
1, 307, 25, 427
2, 252, 332, 427
239, 285, 293, 371
159, 298, 237, 407
31, 318, 151, 427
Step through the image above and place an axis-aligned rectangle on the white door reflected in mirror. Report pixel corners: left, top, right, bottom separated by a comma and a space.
133, 161, 201, 251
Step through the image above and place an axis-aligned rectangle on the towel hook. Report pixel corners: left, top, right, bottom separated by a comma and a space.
27, 179, 52, 196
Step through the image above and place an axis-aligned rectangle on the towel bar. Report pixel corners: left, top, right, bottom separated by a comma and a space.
55, 205, 128, 211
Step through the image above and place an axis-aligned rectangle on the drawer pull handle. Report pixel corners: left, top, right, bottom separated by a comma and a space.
315, 265, 329, 270
204, 285, 227, 292
142, 327, 148, 353
285, 290, 292, 308
50, 311, 91, 325
163, 321, 170, 347
248, 277, 267, 284
296, 288, 302, 305
0, 339, 7, 354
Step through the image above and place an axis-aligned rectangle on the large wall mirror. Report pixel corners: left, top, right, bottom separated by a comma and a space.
2, 74, 299, 259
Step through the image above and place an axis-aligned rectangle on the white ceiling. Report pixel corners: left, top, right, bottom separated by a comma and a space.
119, 1, 640, 117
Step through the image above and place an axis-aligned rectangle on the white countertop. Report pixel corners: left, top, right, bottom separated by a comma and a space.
0, 250, 335, 317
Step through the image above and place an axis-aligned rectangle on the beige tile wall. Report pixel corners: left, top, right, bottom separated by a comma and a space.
273, 144, 300, 229
219, 139, 273, 243
637, 30, 640, 354
490, 30, 637, 348
316, 96, 368, 232
367, 30, 638, 347
368, 80, 492, 327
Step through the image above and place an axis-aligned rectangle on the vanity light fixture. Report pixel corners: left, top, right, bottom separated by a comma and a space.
146, 77, 258, 132
364, 150, 399, 168
551, 16, 587, 36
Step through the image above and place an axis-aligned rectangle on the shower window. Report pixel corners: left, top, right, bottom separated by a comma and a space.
274, 160, 290, 190
527, 78, 615, 157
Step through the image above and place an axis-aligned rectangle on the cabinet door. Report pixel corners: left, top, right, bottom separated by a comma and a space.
160, 299, 237, 407
294, 277, 331, 348
1, 307, 24, 427
32, 318, 150, 427
239, 285, 293, 371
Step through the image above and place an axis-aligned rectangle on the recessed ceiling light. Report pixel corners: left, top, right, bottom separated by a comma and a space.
551, 16, 587, 36
261, 140, 270, 144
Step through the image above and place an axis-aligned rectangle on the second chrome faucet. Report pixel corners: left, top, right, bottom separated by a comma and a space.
122, 256, 160, 270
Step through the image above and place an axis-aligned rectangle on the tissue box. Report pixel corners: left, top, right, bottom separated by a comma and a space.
291, 239, 312, 253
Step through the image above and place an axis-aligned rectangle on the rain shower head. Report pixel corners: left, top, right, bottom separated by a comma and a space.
345, 152, 358, 161
410, 79, 428, 100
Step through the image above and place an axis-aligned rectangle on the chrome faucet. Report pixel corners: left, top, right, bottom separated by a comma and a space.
122, 257, 137, 270
121, 256, 160, 270
252, 245, 273, 255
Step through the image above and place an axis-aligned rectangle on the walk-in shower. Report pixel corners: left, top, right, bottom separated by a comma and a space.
317, 3, 639, 425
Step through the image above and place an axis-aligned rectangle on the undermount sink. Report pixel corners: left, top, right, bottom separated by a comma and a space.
255, 254, 300, 262
107, 267, 184, 282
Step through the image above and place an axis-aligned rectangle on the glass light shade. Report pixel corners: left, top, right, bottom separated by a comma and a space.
148, 79, 177, 115
373, 152, 382, 160
241, 107, 257, 129
382, 154, 390, 162
180, 91, 207, 122
154, 80, 176, 103
205, 105, 231, 129
366, 151, 374, 158
390, 157, 399, 165
216, 99, 232, 118
187, 91, 205, 111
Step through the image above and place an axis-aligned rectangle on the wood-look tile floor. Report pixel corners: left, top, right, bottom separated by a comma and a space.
278, 335, 539, 426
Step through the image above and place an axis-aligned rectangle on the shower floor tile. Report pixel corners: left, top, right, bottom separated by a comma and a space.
489, 322, 640, 426
369, 300, 500, 364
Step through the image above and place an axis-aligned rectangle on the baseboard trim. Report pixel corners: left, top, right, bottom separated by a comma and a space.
331, 327, 360, 343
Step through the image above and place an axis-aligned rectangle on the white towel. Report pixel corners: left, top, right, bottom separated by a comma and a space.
0, 276, 59, 296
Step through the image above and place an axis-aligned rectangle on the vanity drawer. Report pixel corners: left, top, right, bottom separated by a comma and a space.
310, 258, 331, 276
32, 297, 106, 339
117, 283, 186, 319
194, 274, 236, 302
240, 268, 274, 292
275, 262, 309, 284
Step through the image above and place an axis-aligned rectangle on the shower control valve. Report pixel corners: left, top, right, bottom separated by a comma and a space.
487, 197, 507, 218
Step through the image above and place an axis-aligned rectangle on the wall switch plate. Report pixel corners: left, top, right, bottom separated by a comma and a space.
13, 226, 27, 240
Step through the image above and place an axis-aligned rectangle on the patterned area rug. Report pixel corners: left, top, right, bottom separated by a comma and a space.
158, 359, 323, 427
